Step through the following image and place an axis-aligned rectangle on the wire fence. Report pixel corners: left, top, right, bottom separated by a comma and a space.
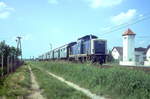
0, 55, 24, 78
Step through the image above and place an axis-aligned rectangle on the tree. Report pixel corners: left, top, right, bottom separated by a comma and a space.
0, 41, 20, 67
106, 50, 114, 63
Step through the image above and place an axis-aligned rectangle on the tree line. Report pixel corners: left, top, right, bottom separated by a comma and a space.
0, 40, 22, 76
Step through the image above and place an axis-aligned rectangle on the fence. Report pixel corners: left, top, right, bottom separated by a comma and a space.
0, 55, 24, 78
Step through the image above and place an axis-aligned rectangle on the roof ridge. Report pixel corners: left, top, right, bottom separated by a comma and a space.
122, 28, 136, 36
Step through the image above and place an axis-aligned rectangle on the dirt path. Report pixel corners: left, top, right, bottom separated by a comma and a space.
46, 70, 106, 99
27, 66, 45, 99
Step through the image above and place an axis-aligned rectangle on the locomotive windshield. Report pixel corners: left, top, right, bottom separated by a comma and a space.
94, 40, 106, 54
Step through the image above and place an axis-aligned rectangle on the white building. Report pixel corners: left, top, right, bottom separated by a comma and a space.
111, 47, 123, 60
112, 47, 146, 65
120, 29, 136, 66
144, 45, 150, 66
135, 47, 146, 65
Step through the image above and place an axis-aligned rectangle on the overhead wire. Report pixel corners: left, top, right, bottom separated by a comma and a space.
99, 12, 150, 36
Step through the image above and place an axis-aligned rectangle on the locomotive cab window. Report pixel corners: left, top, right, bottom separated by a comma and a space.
94, 40, 106, 54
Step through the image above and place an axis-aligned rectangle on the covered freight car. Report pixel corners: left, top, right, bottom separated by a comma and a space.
53, 48, 60, 59
59, 45, 68, 59
59, 42, 77, 60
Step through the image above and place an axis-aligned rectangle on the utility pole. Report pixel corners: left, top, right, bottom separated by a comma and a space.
16, 36, 22, 60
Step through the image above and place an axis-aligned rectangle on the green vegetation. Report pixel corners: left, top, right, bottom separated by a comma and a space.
30, 64, 89, 99
0, 65, 30, 98
0, 41, 21, 67
0, 40, 22, 82
31, 61, 150, 99
0, 40, 23, 91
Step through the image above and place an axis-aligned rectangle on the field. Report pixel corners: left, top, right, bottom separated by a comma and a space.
29, 61, 150, 99
0, 62, 89, 99
30, 65, 89, 99
1, 61, 150, 99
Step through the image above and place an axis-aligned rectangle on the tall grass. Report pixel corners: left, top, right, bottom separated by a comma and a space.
31, 66, 89, 99
31, 61, 150, 99
0, 65, 30, 98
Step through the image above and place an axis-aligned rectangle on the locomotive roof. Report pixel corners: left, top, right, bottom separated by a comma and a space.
78, 35, 98, 40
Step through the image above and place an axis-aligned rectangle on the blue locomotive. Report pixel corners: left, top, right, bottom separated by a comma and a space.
39, 35, 107, 64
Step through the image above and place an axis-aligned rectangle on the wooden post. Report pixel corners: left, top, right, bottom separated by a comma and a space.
7, 56, 9, 74
1, 54, 4, 76
14, 55, 16, 71
10, 56, 13, 73
12, 55, 14, 72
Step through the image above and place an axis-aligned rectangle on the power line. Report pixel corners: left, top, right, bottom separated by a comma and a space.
104, 12, 150, 30
101, 16, 150, 36
99, 13, 150, 36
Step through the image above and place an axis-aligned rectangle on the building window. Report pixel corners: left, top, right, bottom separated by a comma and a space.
129, 59, 132, 61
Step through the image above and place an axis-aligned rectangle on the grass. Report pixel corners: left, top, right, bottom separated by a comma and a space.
0, 64, 31, 99
30, 61, 150, 99
30, 64, 89, 99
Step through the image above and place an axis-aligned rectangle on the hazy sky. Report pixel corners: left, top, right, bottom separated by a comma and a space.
0, 0, 150, 58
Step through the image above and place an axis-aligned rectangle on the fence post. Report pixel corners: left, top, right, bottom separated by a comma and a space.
10, 55, 13, 73
13, 55, 15, 72
7, 56, 9, 74
1, 54, 4, 76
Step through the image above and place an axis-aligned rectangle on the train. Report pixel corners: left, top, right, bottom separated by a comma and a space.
38, 35, 107, 64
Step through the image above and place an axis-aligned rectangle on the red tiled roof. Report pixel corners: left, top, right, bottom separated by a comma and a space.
122, 28, 136, 36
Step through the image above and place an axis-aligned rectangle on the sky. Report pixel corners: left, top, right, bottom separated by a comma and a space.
0, 0, 150, 58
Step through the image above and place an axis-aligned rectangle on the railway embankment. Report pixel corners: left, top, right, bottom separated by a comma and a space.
31, 61, 150, 99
